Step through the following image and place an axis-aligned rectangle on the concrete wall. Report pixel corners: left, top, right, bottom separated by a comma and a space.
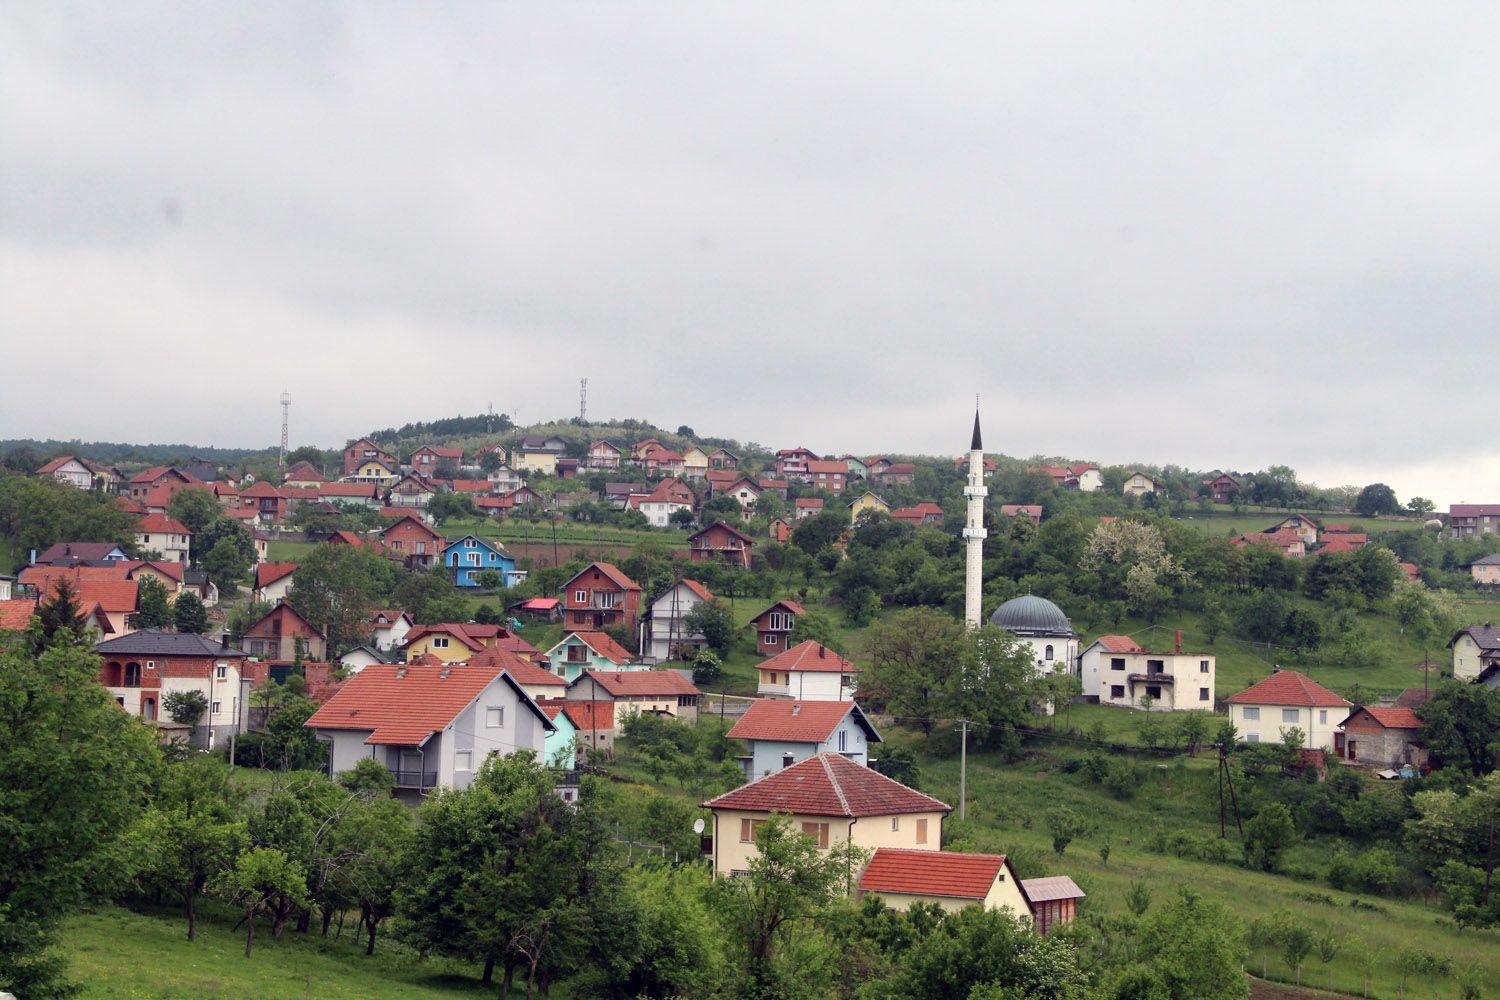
758, 670, 855, 701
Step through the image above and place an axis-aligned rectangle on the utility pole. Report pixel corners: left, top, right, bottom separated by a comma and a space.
1215, 742, 1226, 838
958, 720, 969, 821
278, 391, 291, 470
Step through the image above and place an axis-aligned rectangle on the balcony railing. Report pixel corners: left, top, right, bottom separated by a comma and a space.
1127, 673, 1174, 685
389, 768, 438, 789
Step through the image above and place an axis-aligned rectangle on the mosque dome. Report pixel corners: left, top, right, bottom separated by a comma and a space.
988, 594, 1075, 635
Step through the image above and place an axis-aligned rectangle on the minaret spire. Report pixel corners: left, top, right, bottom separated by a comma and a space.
963, 401, 988, 628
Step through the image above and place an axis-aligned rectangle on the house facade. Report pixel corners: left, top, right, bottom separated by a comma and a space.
366, 610, 413, 651
757, 641, 858, 700
1450, 504, 1500, 539
750, 599, 803, 656
727, 699, 882, 778
773, 447, 819, 481
859, 849, 1031, 919
688, 522, 754, 568
704, 753, 949, 877
806, 459, 848, 495
1122, 472, 1158, 497
343, 438, 396, 476
1084, 641, 1216, 711
252, 562, 299, 604
242, 602, 328, 662
514, 434, 568, 475
1201, 474, 1239, 503
565, 669, 700, 723
442, 535, 524, 588
135, 514, 192, 564
586, 440, 622, 470
96, 630, 253, 748
380, 516, 446, 569
1472, 555, 1500, 588
1338, 706, 1427, 769
1449, 624, 1500, 682
546, 630, 639, 682
304, 664, 554, 794
562, 562, 643, 633
1227, 670, 1352, 751
643, 579, 713, 661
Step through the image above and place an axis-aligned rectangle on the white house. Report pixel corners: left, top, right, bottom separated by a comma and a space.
1071, 465, 1103, 492
252, 562, 299, 604
642, 579, 714, 660
756, 641, 859, 700
37, 455, 102, 490
1226, 669, 1351, 752
727, 699, 882, 779
303, 663, 555, 795
337, 645, 385, 674
135, 514, 192, 564
1078, 632, 1215, 710
366, 610, 414, 652
1449, 624, 1500, 683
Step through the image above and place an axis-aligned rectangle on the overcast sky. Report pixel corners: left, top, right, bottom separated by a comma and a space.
3, 4, 1498, 505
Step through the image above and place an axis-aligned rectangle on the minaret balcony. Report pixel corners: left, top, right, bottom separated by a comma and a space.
964, 485, 987, 498
962, 527, 988, 540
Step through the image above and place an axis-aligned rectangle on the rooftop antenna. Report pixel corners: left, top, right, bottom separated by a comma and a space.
579, 377, 588, 423
278, 391, 291, 470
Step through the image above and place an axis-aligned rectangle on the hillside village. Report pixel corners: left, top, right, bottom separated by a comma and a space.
5, 411, 1500, 1000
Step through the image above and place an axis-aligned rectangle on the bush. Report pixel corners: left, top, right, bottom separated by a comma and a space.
1102, 758, 1141, 800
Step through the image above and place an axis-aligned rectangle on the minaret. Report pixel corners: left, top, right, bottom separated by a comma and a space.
963, 406, 988, 627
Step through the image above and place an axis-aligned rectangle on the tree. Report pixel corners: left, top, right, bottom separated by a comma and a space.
287, 544, 398, 651
142, 756, 248, 941
713, 814, 866, 995
210, 848, 310, 957
683, 599, 735, 654
871, 745, 921, 789
1278, 920, 1314, 986
885, 904, 1090, 1000
865, 608, 965, 734
283, 445, 326, 470
427, 491, 477, 523
1407, 496, 1436, 516
163, 689, 208, 733
1419, 682, 1500, 776
32, 577, 86, 652
196, 518, 257, 593
1354, 483, 1400, 517
1047, 807, 1088, 856
789, 606, 840, 649
690, 649, 724, 685
329, 797, 414, 955
173, 590, 210, 634
1131, 888, 1248, 1000
791, 509, 848, 555
392, 570, 464, 625
1126, 881, 1152, 916
132, 574, 175, 629
0, 637, 162, 997
1244, 802, 1296, 871
167, 486, 222, 535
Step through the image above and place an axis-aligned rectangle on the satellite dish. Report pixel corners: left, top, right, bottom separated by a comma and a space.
693, 818, 705, 835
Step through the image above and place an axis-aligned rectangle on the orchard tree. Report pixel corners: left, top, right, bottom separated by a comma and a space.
210, 848, 310, 957
1419, 682, 1500, 776
287, 544, 399, 650
683, 599, 735, 654
142, 756, 248, 941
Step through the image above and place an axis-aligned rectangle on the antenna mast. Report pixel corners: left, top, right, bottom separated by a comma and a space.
579, 377, 588, 423
279, 391, 291, 470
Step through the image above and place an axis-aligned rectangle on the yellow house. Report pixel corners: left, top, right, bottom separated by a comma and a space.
514, 450, 558, 476
402, 623, 487, 663
847, 491, 890, 522
1122, 472, 1158, 497
682, 446, 709, 479
858, 848, 1032, 919
351, 459, 398, 485
703, 753, 950, 877
1449, 624, 1500, 682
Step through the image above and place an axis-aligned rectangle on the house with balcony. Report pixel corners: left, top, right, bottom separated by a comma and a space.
565, 669, 701, 723
749, 599, 804, 656
442, 535, 524, 588
135, 513, 193, 564
304, 663, 554, 796
1450, 504, 1500, 540
343, 438, 397, 476
1077, 632, 1215, 710
682, 446, 709, 479
727, 699, 882, 779
514, 434, 569, 475
757, 641, 858, 700
774, 447, 819, 481
1200, 473, 1240, 504
409, 445, 463, 476
545, 630, 639, 681
562, 562, 643, 633
708, 448, 739, 470
379, 515, 445, 569
642, 579, 714, 661
95, 630, 253, 749
704, 753, 949, 878
586, 440, 623, 470
1227, 669, 1352, 751
387, 474, 437, 508
688, 522, 754, 568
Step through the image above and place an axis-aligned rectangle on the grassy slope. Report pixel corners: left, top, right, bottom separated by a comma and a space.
1167, 509, 1422, 538
60, 905, 492, 999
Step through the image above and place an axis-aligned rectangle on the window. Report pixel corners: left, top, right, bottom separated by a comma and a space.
891, 817, 899, 832
1242, 707, 1260, 721
486, 707, 505, 728
801, 822, 830, 848
567, 644, 587, 663
575, 589, 588, 604
1044, 645, 1055, 661
838, 730, 847, 752
916, 818, 928, 844
1246, 733, 1260, 743
1282, 709, 1300, 724
765, 635, 778, 646
416, 542, 426, 554
1147, 685, 1162, 699
1110, 685, 1125, 699
1147, 659, 1165, 675
768, 672, 778, 685
433, 637, 449, 649
781, 753, 795, 769
215, 664, 227, 680
739, 818, 765, 843
455, 751, 472, 771
211, 700, 221, 715
1110, 658, 1125, 671
1200, 687, 1210, 701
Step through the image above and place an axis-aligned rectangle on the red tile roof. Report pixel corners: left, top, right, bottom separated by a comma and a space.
123, 560, 185, 583
304, 663, 527, 745
753, 599, 806, 621
468, 647, 565, 687
20, 567, 139, 613
315, 482, 379, 498
679, 579, 713, 602
447, 479, 493, 493
1094, 634, 1145, 653
136, 513, 191, 535
576, 670, 700, 697
0, 598, 38, 631
404, 623, 486, 653
795, 498, 825, 509
254, 562, 299, 589
1356, 706, 1423, 730
859, 848, 1009, 901
561, 699, 615, 731
567, 562, 641, 593
759, 640, 860, 675
1228, 670, 1351, 708
727, 700, 866, 743
807, 460, 848, 475
705, 752, 950, 817
1451, 504, 1500, 518
566, 630, 635, 665
240, 481, 285, 498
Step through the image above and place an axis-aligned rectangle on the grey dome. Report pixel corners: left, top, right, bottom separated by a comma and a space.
989, 594, 1075, 635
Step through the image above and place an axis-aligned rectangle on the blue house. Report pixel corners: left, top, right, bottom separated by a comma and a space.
443, 535, 525, 589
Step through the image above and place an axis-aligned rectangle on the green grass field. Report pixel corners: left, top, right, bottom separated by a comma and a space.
60, 904, 494, 999
1168, 509, 1422, 539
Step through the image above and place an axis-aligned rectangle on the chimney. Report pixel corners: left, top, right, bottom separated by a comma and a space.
396, 667, 407, 679
818, 645, 826, 658
439, 666, 451, 680
791, 703, 801, 716
1174, 629, 1182, 654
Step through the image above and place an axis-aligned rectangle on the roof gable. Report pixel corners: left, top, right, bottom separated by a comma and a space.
1227, 670, 1350, 708
859, 848, 1012, 901
726, 700, 881, 744
759, 640, 859, 674
705, 752, 949, 818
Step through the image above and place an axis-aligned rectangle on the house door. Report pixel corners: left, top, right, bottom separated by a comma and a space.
593, 613, 604, 628
142, 697, 156, 721
1346, 740, 1357, 761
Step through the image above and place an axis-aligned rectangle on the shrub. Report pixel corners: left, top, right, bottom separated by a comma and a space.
1102, 758, 1141, 800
